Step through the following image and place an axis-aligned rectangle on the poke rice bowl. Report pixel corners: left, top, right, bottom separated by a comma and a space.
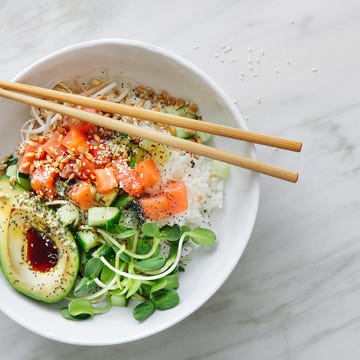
0, 39, 259, 345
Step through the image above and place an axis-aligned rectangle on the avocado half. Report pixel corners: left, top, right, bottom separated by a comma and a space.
0, 176, 79, 303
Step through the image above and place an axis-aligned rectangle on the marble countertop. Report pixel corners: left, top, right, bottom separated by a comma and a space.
1, 0, 359, 359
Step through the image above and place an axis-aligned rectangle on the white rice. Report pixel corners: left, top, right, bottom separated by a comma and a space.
25, 78, 227, 230
154, 150, 225, 228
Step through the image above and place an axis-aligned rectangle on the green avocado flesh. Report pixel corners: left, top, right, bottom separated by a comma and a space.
0, 176, 79, 303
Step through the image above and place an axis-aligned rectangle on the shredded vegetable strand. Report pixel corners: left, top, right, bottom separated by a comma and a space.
100, 232, 188, 281
97, 229, 124, 250
21, 126, 45, 134
30, 106, 45, 127
98, 229, 161, 260
91, 81, 117, 98
111, 83, 130, 102
85, 277, 117, 301
43, 111, 52, 134
122, 237, 160, 260
93, 277, 118, 290
115, 248, 126, 290
131, 232, 139, 253
44, 200, 71, 206
141, 256, 176, 275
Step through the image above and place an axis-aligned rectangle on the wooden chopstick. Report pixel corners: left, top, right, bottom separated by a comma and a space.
0, 80, 302, 152
0, 87, 299, 183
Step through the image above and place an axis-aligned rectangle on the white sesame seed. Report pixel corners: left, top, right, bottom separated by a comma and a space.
240, 72, 245, 76
255, 58, 260, 64
249, 66, 254, 71
248, 47, 253, 52
220, 59, 225, 63
286, 60, 290, 65
213, 53, 219, 58
194, 45, 200, 50
275, 68, 279, 74
253, 73, 258, 77
290, 19, 295, 24
248, 59, 253, 63
233, 99, 238, 104
230, 57, 236, 62
261, 50, 265, 56
312, 67, 318, 72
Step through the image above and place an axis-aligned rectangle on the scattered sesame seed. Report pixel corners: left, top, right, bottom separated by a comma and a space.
249, 66, 254, 71
255, 97, 262, 104
312, 67, 318, 72
223, 46, 232, 53
220, 59, 225, 63
194, 45, 200, 50
275, 68, 279, 74
248, 47, 253, 52
240, 72, 245, 76
253, 73, 258, 77
230, 57, 236, 62
286, 60, 290, 65
261, 50, 265, 56
255, 58, 260, 64
213, 53, 219, 58
233, 99, 238, 104
290, 19, 295, 24
248, 59, 253, 63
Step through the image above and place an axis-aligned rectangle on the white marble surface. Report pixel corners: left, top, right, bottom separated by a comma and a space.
0, 0, 359, 358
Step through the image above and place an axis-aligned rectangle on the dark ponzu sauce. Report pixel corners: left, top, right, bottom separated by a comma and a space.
26, 228, 58, 272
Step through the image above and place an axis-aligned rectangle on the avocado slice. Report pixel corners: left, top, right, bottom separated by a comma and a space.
0, 176, 79, 303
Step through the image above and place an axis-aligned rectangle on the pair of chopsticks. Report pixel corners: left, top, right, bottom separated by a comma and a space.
0, 80, 302, 182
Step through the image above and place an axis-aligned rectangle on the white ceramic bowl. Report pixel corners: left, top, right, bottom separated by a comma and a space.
0, 39, 259, 345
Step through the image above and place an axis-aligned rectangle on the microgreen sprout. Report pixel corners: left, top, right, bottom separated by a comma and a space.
61, 219, 216, 322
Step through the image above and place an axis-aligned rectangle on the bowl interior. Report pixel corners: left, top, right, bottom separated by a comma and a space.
0, 40, 259, 345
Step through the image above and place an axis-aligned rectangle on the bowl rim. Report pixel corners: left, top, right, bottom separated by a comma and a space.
4, 38, 260, 345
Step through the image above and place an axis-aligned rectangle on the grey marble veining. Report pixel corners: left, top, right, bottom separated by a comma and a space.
1, 0, 360, 359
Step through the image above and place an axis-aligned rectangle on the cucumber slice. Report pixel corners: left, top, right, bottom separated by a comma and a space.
139, 140, 170, 166
118, 209, 139, 229
195, 131, 213, 143
162, 105, 197, 119
57, 203, 80, 226
16, 171, 32, 191
177, 105, 198, 119
76, 230, 101, 251
161, 106, 178, 116
6, 164, 17, 178
175, 127, 195, 139
112, 193, 133, 209
88, 207, 120, 230
96, 188, 119, 206
210, 160, 231, 179
91, 243, 114, 259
